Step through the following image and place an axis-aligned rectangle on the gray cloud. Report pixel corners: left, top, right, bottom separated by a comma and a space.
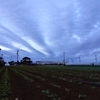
0, 0, 100, 64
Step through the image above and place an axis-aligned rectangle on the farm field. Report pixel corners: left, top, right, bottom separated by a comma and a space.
0, 65, 100, 100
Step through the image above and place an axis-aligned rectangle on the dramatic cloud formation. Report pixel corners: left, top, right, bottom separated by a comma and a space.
0, 0, 100, 64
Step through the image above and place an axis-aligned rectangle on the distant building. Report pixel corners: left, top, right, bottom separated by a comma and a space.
21, 57, 32, 65
36, 60, 63, 65
8, 61, 15, 66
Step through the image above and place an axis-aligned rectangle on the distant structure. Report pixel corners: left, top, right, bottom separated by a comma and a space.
36, 61, 63, 65
20, 57, 32, 65
8, 61, 15, 66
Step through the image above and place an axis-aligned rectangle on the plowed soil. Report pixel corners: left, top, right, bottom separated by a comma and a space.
0, 66, 100, 100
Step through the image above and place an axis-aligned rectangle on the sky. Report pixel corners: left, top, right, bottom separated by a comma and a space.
0, 0, 100, 64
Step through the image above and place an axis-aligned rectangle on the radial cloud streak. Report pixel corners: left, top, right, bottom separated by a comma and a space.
0, 0, 100, 64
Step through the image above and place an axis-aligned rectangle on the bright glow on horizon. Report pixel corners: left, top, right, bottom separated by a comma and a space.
0, 45, 12, 51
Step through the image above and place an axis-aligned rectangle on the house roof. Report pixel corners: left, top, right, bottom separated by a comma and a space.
22, 57, 31, 59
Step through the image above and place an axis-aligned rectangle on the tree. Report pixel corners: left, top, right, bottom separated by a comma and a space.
0, 57, 6, 66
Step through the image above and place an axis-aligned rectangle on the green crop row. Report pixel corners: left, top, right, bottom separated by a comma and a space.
11, 68, 46, 81
10, 67, 34, 82
0, 67, 5, 73
0, 67, 11, 98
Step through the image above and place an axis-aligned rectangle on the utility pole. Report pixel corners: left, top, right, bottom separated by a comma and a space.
63, 52, 65, 65
79, 56, 81, 63
10, 56, 12, 61
17, 50, 19, 63
95, 55, 97, 63
0, 48, 1, 57
71, 58, 74, 63
66, 58, 69, 63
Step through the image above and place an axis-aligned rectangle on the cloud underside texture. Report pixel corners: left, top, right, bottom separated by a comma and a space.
0, 0, 100, 63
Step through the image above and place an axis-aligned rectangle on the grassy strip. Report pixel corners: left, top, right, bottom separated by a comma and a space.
0, 97, 8, 100
0, 67, 11, 98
